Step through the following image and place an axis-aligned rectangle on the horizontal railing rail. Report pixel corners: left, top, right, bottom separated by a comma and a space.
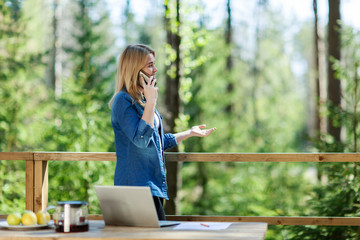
1, 151, 360, 226
26, 151, 360, 162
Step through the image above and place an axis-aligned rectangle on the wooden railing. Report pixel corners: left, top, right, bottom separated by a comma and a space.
1, 152, 360, 226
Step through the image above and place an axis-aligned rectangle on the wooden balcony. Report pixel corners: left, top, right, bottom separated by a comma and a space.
1, 152, 360, 226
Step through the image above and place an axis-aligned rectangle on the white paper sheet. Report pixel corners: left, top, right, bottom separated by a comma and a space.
173, 222, 232, 230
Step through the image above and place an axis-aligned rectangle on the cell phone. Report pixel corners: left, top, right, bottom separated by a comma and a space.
139, 71, 156, 86
139, 71, 150, 85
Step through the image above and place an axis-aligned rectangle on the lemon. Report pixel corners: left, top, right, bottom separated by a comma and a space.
21, 211, 37, 226
7, 213, 21, 225
36, 210, 51, 225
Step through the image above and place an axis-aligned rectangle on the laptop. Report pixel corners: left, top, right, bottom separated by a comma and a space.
94, 185, 180, 228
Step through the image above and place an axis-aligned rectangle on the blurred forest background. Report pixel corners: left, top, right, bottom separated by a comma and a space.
1, 0, 360, 239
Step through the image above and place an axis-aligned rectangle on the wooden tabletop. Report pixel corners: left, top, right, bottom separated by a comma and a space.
0, 220, 267, 240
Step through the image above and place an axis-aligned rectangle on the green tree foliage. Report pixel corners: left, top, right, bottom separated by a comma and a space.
180, 1, 309, 218
0, 0, 46, 213
288, 24, 360, 240
0, 2, 359, 239
175, 3, 312, 239
0, 0, 44, 152
43, 0, 117, 213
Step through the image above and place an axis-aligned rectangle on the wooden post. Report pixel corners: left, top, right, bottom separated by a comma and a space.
0, 152, 37, 212
34, 159, 49, 212
24, 153, 48, 212
25, 158, 34, 211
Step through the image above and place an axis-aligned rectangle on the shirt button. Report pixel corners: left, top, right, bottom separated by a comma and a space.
141, 136, 143, 138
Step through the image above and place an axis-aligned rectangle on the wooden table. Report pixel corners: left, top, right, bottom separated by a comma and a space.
0, 220, 267, 240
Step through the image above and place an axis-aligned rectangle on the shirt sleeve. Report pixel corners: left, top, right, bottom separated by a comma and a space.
112, 93, 154, 148
163, 133, 178, 150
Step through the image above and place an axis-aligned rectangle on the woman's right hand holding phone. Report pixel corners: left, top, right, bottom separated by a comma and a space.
141, 76, 158, 105
141, 75, 157, 128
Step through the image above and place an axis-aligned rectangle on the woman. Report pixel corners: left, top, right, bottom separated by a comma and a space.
109, 44, 216, 220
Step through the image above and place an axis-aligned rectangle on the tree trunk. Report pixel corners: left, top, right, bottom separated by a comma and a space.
123, 0, 135, 44
313, 0, 320, 134
313, 0, 327, 137
54, 0, 62, 97
250, 2, 263, 135
225, 0, 233, 113
327, 0, 341, 141
45, 0, 62, 97
45, 0, 57, 91
164, 0, 181, 215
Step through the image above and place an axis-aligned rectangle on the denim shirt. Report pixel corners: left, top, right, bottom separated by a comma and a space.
111, 91, 177, 200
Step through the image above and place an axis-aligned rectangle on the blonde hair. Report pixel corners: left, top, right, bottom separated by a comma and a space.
109, 44, 155, 108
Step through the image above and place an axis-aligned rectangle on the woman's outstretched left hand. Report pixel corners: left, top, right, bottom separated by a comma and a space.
190, 124, 216, 137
